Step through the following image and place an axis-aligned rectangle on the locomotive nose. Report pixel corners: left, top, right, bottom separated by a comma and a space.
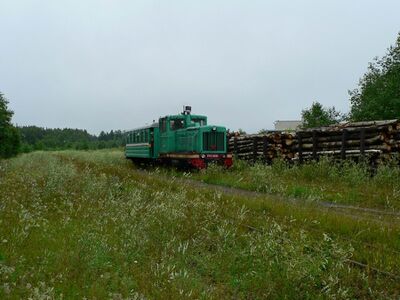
202, 129, 225, 152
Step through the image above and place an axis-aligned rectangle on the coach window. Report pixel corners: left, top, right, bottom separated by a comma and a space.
160, 118, 167, 133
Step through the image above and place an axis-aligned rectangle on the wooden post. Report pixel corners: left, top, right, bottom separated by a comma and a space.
341, 129, 348, 160
360, 128, 366, 157
263, 136, 269, 163
234, 137, 238, 156
253, 137, 258, 162
312, 130, 318, 160
298, 133, 303, 164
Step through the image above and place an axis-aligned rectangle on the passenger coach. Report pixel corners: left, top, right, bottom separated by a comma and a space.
125, 107, 233, 169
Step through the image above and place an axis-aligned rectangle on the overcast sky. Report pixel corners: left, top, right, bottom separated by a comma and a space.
1, 1, 399, 134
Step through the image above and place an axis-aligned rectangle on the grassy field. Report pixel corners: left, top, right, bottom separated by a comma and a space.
172, 158, 400, 211
1, 150, 400, 298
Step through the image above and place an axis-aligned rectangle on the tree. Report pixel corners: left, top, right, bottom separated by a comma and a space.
237, 128, 247, 135
0, 92, 20, 158
98, 131, 107, 141
349, 33, 400, 121
301, 101, 342, 129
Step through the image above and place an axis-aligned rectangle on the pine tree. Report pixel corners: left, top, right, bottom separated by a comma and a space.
301, 101, 342, 128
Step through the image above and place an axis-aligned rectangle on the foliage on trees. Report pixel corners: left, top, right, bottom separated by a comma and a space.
301, 101, 342, 129
0, 92, 20, 158
18, 126, 125, 152
349, 33, 400, 121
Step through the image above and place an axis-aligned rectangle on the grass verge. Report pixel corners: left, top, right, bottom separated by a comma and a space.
0, 150, 399, 299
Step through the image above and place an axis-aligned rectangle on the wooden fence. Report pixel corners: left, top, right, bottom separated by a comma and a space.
228, 119, 400, 164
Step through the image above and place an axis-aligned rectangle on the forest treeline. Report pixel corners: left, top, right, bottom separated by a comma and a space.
19, 126, 125, 152
1, 92, 126, 158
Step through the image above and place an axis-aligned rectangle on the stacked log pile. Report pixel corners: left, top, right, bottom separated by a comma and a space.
228, 119, 400, 164
295, 119, 400, 163
228, 131, 296, 163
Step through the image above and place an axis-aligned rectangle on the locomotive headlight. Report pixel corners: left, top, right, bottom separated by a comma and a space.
212, 127, 217, 131
200, 154, 205, 158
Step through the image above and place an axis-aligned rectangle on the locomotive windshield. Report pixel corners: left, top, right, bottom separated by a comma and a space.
191, 118, 206, 126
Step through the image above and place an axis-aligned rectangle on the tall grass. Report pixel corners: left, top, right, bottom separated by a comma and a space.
0, 151, 399, 298
186, 157, 400, 210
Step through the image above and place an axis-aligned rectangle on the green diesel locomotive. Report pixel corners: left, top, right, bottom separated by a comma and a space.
125, 106, 233, 169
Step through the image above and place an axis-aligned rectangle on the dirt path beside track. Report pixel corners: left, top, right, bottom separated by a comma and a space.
137, 169, 400, 224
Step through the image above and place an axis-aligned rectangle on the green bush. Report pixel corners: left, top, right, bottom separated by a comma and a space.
0, 92, 20, 158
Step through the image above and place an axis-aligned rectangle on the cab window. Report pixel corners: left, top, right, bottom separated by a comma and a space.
170, 119, 184, 130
